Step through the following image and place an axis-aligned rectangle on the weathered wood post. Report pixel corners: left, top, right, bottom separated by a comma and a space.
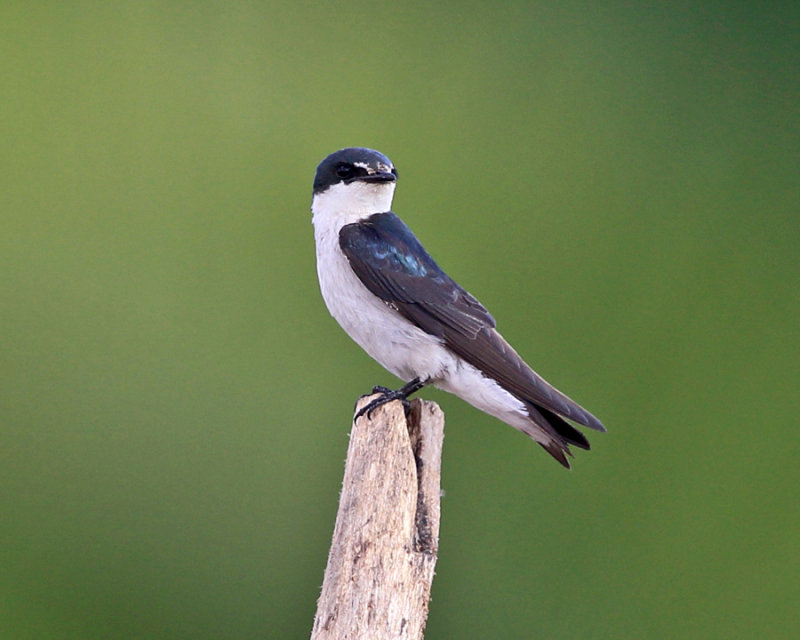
311, 396, 445, 640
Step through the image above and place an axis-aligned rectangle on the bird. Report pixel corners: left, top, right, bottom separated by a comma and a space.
310, 147, 605, 467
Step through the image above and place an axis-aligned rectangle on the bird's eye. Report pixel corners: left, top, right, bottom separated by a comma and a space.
336, 164, 354, 180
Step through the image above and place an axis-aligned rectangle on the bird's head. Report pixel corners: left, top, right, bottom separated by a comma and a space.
311, 147, 397, 223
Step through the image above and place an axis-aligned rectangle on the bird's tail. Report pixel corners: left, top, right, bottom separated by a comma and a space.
522, 401, 591, 469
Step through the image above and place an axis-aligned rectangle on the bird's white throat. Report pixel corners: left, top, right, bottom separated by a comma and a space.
311, 180, 396, 229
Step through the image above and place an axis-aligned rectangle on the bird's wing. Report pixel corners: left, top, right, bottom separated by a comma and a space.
339, 212, 494, 339
339, 212, 605, 432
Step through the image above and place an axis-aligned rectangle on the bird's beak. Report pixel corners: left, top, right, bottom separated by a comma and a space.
356, 171, 396, 184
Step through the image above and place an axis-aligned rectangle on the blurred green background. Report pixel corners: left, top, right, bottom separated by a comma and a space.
2, 2, 798, 638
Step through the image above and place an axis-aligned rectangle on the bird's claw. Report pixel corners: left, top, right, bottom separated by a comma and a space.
353, 377, 427, 421
354, 389, 411, 420
353, 389, 411, 420
371, 385, 393, 395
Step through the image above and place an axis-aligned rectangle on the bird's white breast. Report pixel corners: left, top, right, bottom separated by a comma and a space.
312, 184, 451, 382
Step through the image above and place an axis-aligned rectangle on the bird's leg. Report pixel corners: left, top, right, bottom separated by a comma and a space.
354, 377, 429, 420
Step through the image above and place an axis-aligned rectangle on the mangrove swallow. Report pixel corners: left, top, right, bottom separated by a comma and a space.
311, 147, 605, 467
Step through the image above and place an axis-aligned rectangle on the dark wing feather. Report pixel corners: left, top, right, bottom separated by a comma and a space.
440, 326, 605, 431
339, 212, 494, 339
339, 212, 605, 436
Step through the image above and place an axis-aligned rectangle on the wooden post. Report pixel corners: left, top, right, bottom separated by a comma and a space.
311, 396, 445, 640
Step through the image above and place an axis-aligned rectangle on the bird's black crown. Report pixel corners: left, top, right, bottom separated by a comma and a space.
313, 147, 397, 194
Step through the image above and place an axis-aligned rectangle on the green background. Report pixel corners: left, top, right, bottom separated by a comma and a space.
2, 2, 798, 638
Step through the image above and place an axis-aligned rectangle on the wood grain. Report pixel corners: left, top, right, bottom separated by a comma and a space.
311, 396, 444, 640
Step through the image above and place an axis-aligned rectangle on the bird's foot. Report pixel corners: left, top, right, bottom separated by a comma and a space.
356, 389, 412, 419
354, 377, 429, 421
370, 385, 394, 395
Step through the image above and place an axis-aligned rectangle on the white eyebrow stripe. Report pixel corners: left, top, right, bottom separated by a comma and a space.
352, 160, 394, 174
